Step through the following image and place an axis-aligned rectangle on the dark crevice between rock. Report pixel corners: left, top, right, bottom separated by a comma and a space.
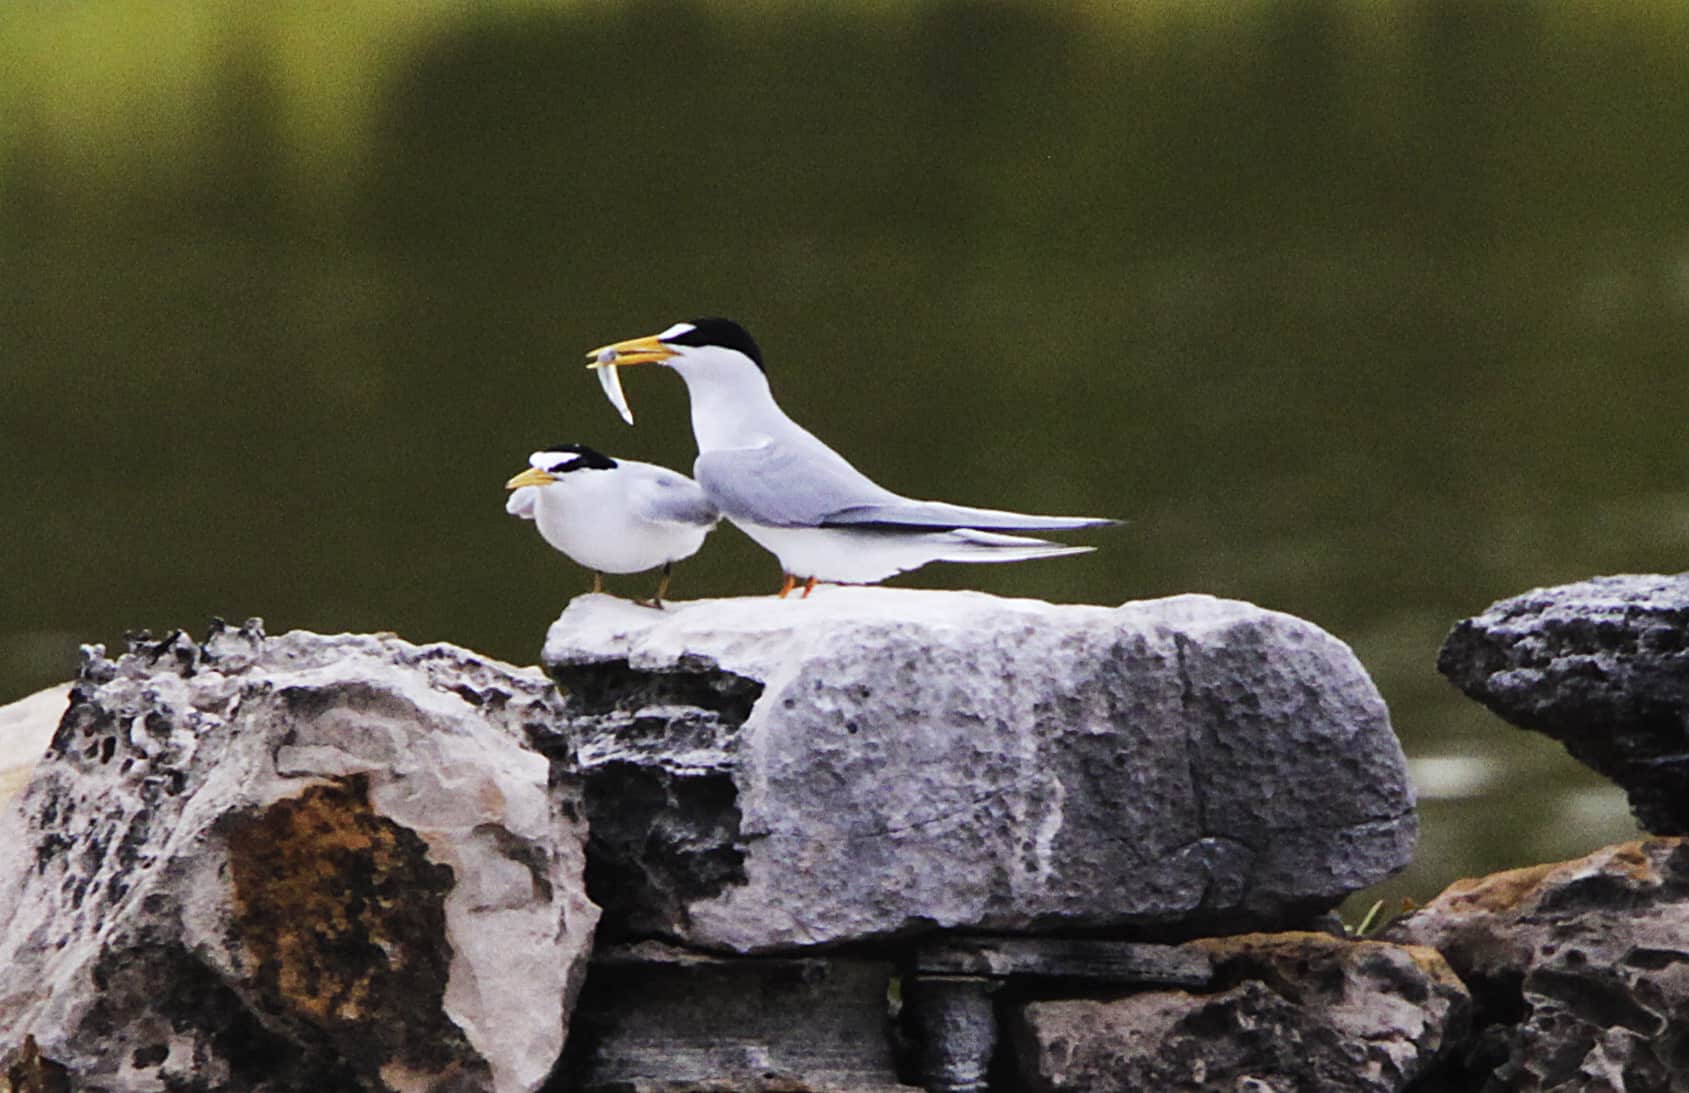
1407, 964, 1527, 1091
579, 762, 747, 940
1527, 966, 1669, 1037
539, 657, 763, 942
1170, 632, 1209, 839
546, 656, 762, 722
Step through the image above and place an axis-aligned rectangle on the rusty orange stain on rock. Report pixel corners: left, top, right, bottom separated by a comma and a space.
224, 776, 479, 1081
1192, 930, 1463, 992
1422, 837, 1683, 916
1431, 862, 1561, 915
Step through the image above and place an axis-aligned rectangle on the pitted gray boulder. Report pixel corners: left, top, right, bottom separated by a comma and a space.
1438, 573, 1689, 834
0, 622, 598, 1093
543, 587, 1415, 953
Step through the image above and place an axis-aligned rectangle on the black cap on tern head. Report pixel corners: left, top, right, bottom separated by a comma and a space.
538, 443, 617, 472
664, 318, 764, 372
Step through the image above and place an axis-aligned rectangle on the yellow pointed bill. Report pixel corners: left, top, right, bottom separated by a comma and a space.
584, 333, 675, 368
505, 467, 556, 490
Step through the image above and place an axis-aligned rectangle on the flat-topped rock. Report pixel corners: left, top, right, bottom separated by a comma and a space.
542, 587, 1416, 953
0, 622, 598, 1093
1438, 573, 1689, 834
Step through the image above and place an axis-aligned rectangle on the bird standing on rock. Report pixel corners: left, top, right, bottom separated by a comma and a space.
586, 318, 1117, 597
505, 444, 718, 607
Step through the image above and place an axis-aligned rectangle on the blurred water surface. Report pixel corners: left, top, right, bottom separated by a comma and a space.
5, 1, 1687, 914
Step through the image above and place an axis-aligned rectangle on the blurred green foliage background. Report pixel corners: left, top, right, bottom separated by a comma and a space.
5, 0, 1688, 914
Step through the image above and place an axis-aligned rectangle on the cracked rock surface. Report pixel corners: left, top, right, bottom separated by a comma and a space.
1438, 573, 1689, 834
1011, 931, 1471, 1092
0, 622, 598, 1093
1387, 838, 1689, 1093
543, 587, 1416, 953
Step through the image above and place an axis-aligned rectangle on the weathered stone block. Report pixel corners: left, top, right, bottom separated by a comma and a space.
561, 942, 918, 1092
543, 588, 1416, 953
0, 622, 598, 1093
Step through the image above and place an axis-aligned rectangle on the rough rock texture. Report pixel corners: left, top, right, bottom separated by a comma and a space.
0, 683, 71, 808
0, 621, 598, 1093
1387, 838, 1689, 1093
560, 942, 917, 1092
543, 588, 1416, 953
1011, 932, 1471, 1093
1438, 573, 1689, 833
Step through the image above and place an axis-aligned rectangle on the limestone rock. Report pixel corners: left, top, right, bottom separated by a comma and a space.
542, 587, 1416, 953
0, 682, 71, 809
1387, 838, 1689, 1092
0, 621, 598, 1093
1011, 932, 1471, 1093
1437, 573, 1689, 833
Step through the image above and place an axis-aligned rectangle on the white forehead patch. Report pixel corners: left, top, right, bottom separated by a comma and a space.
529, 450, 557, 470
657, 321, 696, 341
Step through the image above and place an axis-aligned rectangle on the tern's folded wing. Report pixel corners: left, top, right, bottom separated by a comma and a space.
633, 471, 721, 528
694, 442, 900, 528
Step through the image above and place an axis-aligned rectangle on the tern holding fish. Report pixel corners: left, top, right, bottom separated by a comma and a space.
586, 318, 1117, 597
594, 347, 636, 425
505, 443, 718, 607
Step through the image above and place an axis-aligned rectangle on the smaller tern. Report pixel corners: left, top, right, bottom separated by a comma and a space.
585, 319, 1118, 597
505, 444, 718, 607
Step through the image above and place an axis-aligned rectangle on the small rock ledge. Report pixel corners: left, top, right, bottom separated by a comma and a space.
1438, 572, 1689, 835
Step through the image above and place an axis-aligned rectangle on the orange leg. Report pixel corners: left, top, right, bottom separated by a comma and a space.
801, 576, 818, 598
778, 573, 797, 599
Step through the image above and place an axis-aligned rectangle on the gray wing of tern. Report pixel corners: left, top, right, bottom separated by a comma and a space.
630, 466, 722, 527
696, 442, 1115, 532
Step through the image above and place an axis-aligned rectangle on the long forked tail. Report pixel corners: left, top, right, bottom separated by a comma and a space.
931, 528, 1097, 565
825, 499, 1120, 533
